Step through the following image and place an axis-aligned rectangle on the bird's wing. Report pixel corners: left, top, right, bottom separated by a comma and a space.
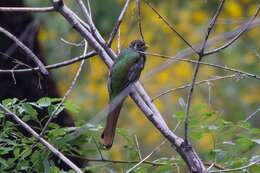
121, 56, 145, 90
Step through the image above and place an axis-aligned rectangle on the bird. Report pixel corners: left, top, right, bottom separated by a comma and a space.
101, 39, 148, 149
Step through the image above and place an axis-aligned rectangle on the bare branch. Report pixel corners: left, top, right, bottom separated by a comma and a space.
0, 51, 96, 73
144, 0, 198, 54
209, 159, 260, 173
40, 41, 88, 135
107, 0, 131, 47
0, 6, 54, 12
0, 26, 49, 75
142, 51, 260, 80
144, 18, 260, 78
0, 104, 83, 173
184, 0, 225, 144
200, 0, 225, 53
137, 0, 145, 41
126, 140, 167, 173
204, 7, 260, 56
66, 154, 165, 166
152, 74, 237, 102
244, 107, 260, 122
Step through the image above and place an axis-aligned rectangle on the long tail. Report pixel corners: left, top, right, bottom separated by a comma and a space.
101, 102, 123, 149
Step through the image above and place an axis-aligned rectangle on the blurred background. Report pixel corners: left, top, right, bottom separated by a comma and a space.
1, 0, 259, 172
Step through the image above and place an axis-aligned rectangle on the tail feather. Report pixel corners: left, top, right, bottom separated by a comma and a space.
101, 102, 123, 149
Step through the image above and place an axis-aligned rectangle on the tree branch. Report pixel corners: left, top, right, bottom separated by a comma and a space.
144, 0, 198, 54
0, 103, 83, 173
152, 74, 237, 102
0, 26, 49, 75
184, 0, 225, 145
107, 0, 131, 47
0, 6, 54, 12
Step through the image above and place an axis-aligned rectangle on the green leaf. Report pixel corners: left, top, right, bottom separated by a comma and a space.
64, 101, 80, 113
2, 98, 18, 107
0, 147, 13, 155
22, 103, 38, 118
117, 128, 134, 146
37, 97, 52, 107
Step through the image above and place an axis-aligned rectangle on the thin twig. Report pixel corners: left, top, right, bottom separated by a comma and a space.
93, 137, 104, 160
200, 0, 225, 53
0, 51, 96, 73
144, 18, 260, 79
0, 26, 48, 75
107, 0, 131, 47
209, 159, 260, 172
144, 0, 198, 54
0, 6, 54, 12
66, 154, 165, 166
117, 27, 121, 54
60, 37, 84, 47
244, 107, 260, 122
134, 135, 142, 160
204, 7, 260, 56
40, 41, 88, 135
76, 0, 94, 27
184, 0, 225, 144
141, 51, 260, 80
137, 0, 145, 41
126, 140, 167, 173
152, 74, 237, 102
0, 104, 83, 173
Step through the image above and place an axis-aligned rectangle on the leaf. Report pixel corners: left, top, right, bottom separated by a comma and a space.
64, 101, 80, 113
22, 103, 38, 118
37, 97, 51, 107
0, 147, 13, 155
117, 128, 134, 146
47, 105, 64, 116
2, 98, 18, 107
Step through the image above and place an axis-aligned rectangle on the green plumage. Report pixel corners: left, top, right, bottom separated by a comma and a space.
102, 40, 147, 149
109, 48, 142, 99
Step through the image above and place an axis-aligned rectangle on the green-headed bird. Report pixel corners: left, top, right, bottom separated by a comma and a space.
101, 40, 148, 149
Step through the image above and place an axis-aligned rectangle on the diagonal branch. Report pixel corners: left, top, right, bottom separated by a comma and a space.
0, 6, 54, 12
107, 0, 131, 47
184, 0, 225, 145
204, 6, 260, 56
136, 0, 145, 41
144, 0, 198, 54
0, 51, 96, 73
200, 0, 225, 54
40, 41, 89, 136
0, 103, 83, 173
0, 26, 49, 75
152, 74, 237, 102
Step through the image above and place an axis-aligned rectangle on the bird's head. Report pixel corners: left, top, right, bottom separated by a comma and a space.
129, 39, 149, 52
